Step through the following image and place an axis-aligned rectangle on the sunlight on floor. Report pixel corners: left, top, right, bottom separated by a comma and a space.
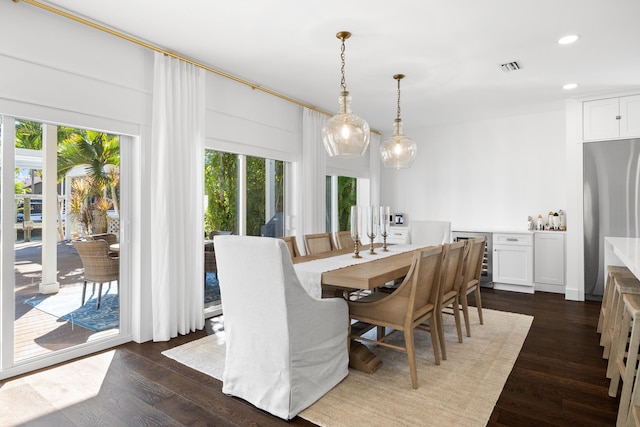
0, 350, 116, 425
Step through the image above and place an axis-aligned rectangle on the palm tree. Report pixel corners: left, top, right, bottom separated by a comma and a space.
57, 130, 119, 190
57, 129, 120, 214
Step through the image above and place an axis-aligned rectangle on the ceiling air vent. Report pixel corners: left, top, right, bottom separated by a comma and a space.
500, 61, 521, 72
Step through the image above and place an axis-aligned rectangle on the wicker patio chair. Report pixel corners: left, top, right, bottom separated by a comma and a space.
87, 233, 119, 256
87, 233, 118, 245
73, 239, 119, 309
204, 241, 217, 275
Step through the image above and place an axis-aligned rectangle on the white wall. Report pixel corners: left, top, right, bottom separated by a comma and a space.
0, 1, 376, 349
380, 110, 567, 231
0, 1, 304, 346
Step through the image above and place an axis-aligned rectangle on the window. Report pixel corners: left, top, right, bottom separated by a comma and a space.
246, 156, 284, 237
204, 150, 285, 237
326, 175, 362, 232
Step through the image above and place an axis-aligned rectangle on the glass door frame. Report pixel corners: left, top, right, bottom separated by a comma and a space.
0, 115, 132, 380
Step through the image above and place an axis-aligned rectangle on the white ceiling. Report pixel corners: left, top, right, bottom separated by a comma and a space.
40, 0, 640, 135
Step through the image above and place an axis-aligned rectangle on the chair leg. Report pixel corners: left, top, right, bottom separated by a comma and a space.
453, 301, 463, 343
461, 293, 471, 337
97, 282, 104, 309
475, 286, 484, 325
82, 281, 88, 305
404, 328, 418, 389
438, 308, 447, 360
428, 317, 441, 366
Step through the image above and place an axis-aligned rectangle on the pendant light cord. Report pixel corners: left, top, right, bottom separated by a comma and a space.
340, 38, 347, 91
396, 78, 402, 120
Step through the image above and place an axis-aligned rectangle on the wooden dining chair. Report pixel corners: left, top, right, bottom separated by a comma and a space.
459, 237, 486, 337
279, 236, 301, 260
436, 240, 466, 359
334, 231, 354, 250
347, 245, 444, 389
304, 232, 335, 255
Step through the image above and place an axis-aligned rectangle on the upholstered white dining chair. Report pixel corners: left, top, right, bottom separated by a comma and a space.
409, 220, 452, 246
214, 235, 349, 420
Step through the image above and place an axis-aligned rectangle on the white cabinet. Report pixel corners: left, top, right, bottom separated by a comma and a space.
583, 94, 640, 141
387, 226, 410, 244
492, 233, 534, 293
534, 232, 565, 292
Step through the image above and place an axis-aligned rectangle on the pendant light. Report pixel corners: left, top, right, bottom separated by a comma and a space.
380, 74, 417, 169
322, 31, 370, 157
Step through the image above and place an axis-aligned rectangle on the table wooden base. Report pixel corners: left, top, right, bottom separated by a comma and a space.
349, 341, 383, 374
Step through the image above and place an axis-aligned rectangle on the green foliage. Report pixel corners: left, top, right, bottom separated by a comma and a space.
246, 157, 284, 236
203, 151, 284, 237
15, 120, 43, 150
57, 129, 120, 188
337, 176, 357, 231
204, 151, 238, 234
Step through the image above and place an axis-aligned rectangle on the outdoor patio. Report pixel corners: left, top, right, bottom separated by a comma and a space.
14, 240, 119, 361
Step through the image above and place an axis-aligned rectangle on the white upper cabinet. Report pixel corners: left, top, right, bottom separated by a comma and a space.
583, 94, 640, 141
620, 95, 640, 138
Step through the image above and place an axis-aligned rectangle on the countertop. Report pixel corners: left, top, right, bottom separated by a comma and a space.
452, 228, 566, 234
605, 237, 640, 279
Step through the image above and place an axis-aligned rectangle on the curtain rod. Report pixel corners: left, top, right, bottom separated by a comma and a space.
14, 0, 381, 135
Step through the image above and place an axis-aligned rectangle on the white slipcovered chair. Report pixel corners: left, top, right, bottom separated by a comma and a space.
214, 235, 349, 420
409, 220, 452, 246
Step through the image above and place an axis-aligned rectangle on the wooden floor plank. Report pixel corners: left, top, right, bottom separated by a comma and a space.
1, 289, 621, 426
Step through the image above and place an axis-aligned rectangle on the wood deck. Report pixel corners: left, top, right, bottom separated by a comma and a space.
14, 241, 118, 361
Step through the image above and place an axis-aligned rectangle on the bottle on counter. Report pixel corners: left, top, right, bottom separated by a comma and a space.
559, 210, 566, 231
536, 214, 544, 230
527, 216, 534, 231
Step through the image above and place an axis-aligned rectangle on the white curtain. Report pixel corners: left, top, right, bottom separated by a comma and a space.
301, 108, 327, 246
150, 52, 205, 341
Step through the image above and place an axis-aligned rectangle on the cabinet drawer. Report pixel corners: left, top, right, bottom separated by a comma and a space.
493, 233, 533, 246
387, 227, 410, 244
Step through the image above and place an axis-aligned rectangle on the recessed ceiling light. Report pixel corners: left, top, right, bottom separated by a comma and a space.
558, 34, 580, 45
563, 83, 578, 90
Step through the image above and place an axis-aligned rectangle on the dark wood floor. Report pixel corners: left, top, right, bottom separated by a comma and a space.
1, 289, 619, 426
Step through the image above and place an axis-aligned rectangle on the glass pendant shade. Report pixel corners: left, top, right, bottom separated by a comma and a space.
323, 91, 371, 157
380, 119, 417, 169
380, 74, 417, 169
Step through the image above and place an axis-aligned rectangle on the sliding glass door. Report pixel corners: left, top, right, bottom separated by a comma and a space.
1, 116, 128, 378
203, 149, 286, 317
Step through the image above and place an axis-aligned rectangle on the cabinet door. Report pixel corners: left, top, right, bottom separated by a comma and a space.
534, 233, 565, 285
620, 94, 640, 138
493, 244, 533, 286
583, 98, 619, 141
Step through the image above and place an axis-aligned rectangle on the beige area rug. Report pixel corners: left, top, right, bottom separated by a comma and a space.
162, 309, 533, 427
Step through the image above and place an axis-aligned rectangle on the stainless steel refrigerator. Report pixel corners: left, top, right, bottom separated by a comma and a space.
584, 138, 640, 300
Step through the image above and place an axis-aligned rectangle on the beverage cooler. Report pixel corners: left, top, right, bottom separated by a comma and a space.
451, 230, 493, 288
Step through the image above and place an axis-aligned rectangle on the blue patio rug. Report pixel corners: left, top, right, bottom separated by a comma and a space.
205, 272, 221, 304
25, 288, 119, 332
26, 278, 218, 332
